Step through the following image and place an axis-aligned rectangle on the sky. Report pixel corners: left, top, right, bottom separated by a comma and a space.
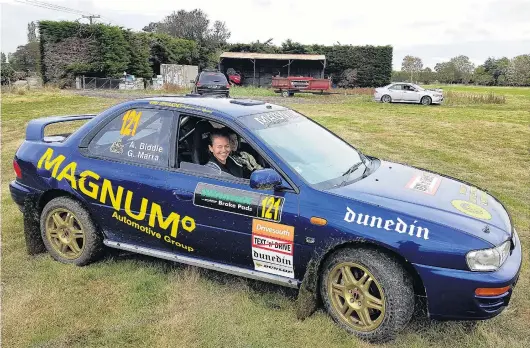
1, 0, 529, 70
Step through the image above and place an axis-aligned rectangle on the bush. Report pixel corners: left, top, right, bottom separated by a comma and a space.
1, 63, 15, 85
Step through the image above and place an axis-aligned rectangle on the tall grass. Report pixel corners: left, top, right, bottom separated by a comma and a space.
445, 91, 506, 105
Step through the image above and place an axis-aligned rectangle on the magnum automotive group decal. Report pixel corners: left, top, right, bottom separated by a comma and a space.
37, 148, 196, 253
251, 219, 295, 279
193, 183, 285, 222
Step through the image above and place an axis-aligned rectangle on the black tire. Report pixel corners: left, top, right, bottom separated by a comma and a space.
281, 90, 289, 98
381, 94, 392, 103
421, 96, 432, 105
40, 197, 103, 266
320, 247, 414, 343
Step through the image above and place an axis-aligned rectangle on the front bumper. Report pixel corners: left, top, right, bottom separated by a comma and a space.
414, 230, 522, 320
431, 95, 444, 104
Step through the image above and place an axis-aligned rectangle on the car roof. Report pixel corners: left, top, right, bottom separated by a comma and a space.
138, 96, 287, 119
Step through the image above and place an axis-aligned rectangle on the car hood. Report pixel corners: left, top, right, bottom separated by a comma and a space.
326, 160, 512, 246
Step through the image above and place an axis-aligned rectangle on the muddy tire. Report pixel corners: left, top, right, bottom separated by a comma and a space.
320, 247, 414, 343
381, 95, 392, 103
40, 197, 103, 266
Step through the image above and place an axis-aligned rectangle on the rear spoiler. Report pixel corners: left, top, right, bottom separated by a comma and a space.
25, 114, 96, 141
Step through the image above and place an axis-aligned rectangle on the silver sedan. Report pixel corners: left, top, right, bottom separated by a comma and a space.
374, 83, 443, 105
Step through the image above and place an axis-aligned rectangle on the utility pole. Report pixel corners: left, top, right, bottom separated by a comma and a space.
82, 15, 100, 24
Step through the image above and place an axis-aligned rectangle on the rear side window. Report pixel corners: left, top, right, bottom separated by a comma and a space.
389, 84, 403, 90
199, 73, 227, 84
88, 108, 174, 167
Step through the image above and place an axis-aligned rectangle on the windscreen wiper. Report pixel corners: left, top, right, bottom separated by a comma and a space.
340, 161, 364, 186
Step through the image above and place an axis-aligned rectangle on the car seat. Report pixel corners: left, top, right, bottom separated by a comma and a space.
192, 120, 215, 165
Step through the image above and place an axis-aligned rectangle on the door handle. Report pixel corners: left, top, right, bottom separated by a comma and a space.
172, 189, 193, 201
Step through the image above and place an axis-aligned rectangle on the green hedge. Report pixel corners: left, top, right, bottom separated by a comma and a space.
39, 21, 197, 84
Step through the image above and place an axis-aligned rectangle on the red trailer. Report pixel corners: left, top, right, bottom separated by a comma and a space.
272, 76, 331, 97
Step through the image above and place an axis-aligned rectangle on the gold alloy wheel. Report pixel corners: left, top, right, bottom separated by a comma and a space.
45, 208, 85, 259
327, 262, 386, 332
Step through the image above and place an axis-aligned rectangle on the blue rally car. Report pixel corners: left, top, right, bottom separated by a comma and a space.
10, 96, 522, 342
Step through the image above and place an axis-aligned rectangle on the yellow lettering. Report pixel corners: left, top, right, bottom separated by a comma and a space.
112, 211, 118, 218
149, 202, 180, 238
99, 179, 124, 210
124, 190, 148, 220
37, 148, 65, 178
78, 170, 100, 199
56, 161, 78, 189
181, 216, 196, 233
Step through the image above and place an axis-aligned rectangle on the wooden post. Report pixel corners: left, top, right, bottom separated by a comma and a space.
321, 59, 326, 78
287, 59, 292, 77
252, 59, 256, 86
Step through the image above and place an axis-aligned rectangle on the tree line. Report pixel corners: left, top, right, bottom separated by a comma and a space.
1, 8, 393, 88
396, 54, 530, 86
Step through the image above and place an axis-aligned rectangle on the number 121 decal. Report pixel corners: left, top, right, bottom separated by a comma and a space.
260, 196, 282, 221
120, 110, 142, 136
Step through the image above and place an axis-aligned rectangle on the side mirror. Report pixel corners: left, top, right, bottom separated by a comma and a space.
250, 168, 282, 190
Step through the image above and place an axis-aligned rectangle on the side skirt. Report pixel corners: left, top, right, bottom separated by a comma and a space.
104, 240, 300, 289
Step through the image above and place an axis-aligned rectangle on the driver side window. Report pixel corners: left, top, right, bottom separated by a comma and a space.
176, 115, 269, 180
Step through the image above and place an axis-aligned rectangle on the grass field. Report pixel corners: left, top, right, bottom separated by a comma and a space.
1, 85, 529, 347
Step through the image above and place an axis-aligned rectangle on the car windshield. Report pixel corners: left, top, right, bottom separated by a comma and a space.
411, 84, 424, 91
239, 109, 366, 188
200, 73, 227, 84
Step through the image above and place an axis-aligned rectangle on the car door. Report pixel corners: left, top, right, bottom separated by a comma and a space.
159, 113, 301, 279
79, 105, 179, 251
388, 84, 403, 101
402, 84, 421, 102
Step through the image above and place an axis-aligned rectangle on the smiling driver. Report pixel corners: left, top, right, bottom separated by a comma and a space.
204, 129, 244, 178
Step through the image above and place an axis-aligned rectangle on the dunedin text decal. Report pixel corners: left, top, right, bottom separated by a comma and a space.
343, 206, 430, 240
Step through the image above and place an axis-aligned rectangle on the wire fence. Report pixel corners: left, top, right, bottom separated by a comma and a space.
77, 76, 164, 90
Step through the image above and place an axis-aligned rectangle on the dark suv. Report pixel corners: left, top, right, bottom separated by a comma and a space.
191, 70, 230, 97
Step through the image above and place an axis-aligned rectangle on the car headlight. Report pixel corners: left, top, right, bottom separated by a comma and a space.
466, 239, 511, 271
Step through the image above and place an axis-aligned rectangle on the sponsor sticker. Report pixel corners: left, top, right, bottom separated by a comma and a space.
36, 148, 196, 245
406, 172, 441, 195
251, 219, 295, 278
253, 260, 294, 279
459, 184, 489, 207
251, 219, 294, 242
344, 206, 430, 240
252, 234, 293, 255
110, 140, 124, 154
193, 183, 284, 222
252, 247, 294, 279
451, 200, 492, 220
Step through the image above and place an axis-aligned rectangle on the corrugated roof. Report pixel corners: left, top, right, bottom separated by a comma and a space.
220, 52, 325, 61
